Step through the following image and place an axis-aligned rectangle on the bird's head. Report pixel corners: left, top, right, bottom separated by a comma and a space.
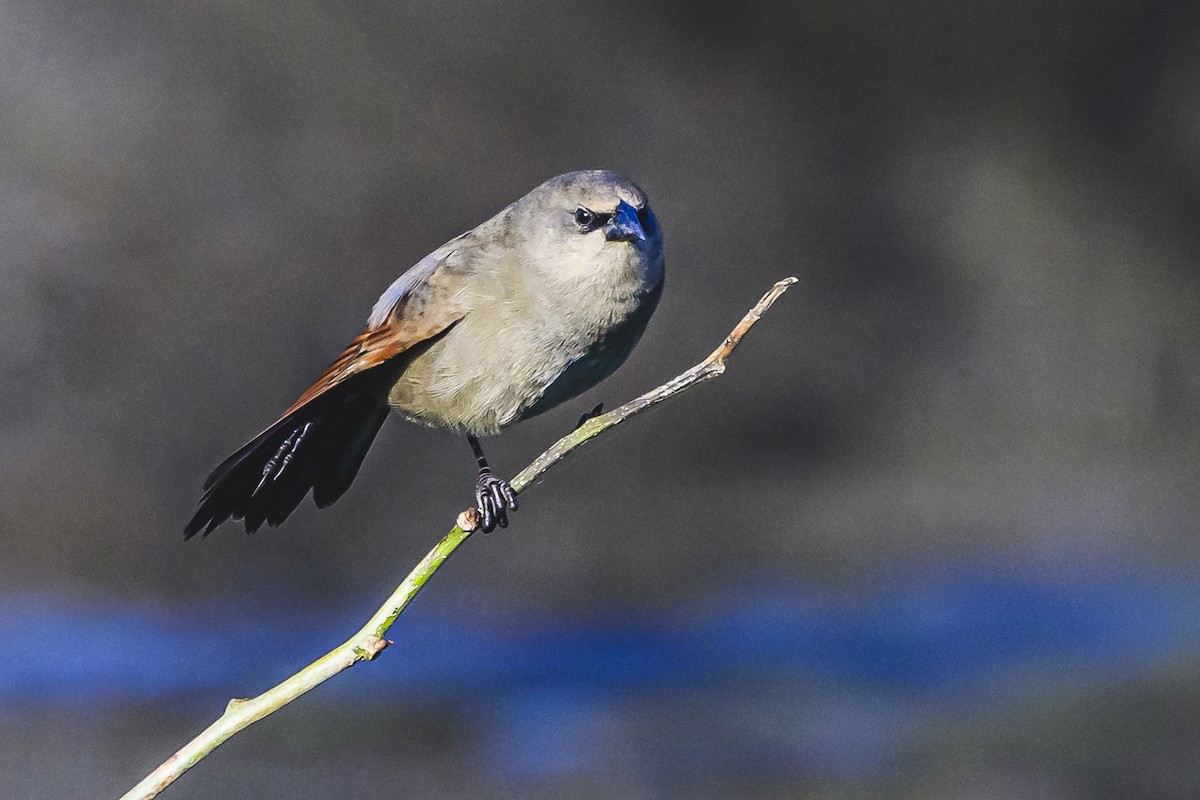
513, 170, 663, 285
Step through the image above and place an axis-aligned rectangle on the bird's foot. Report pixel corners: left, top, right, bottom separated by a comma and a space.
573, 402, 605, 432
474, 471, 519, 533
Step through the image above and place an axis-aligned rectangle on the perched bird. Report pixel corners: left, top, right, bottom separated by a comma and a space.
185, 170, 664, 538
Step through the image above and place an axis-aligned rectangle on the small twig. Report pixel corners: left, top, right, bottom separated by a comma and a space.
119, 277, 796, 800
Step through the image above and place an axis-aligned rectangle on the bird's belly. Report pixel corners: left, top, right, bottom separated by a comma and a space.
384, 321, 579, 435
515, 328, 636, 421
386, 295, 651, 435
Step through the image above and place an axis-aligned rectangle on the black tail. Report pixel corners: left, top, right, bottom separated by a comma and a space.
184, 375, 390, 538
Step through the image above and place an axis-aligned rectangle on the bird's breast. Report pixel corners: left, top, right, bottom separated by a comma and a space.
387, 257, 661, 435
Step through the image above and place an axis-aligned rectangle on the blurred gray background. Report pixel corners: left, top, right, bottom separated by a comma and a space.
3, 1, 1200, 798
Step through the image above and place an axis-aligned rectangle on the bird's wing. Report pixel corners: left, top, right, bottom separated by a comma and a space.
185, 242, 471, 538
280, 242, 470, 416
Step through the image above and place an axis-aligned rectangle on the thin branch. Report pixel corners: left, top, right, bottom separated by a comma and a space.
119, 276, 797, 800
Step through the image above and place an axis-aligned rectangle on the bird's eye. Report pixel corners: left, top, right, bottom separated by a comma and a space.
574, 207, 597, 230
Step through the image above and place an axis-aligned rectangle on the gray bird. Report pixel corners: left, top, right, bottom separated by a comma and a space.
185, 170, 664, 537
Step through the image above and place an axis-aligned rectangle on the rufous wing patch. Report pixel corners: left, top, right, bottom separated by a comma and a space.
279, 264, 467, 418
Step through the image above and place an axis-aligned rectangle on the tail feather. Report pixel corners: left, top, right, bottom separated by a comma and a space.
184, 375, 390, 539
253, 419, 335, 530
313, 397, 389, 508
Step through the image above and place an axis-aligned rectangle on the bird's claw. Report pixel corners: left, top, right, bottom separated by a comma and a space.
474, 472, 518, 533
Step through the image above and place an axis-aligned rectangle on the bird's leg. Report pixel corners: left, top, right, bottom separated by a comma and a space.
573, 402, 605, 432
467, 434, 518, 533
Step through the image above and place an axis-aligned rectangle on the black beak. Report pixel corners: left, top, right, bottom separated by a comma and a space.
604, 200, 646, 243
